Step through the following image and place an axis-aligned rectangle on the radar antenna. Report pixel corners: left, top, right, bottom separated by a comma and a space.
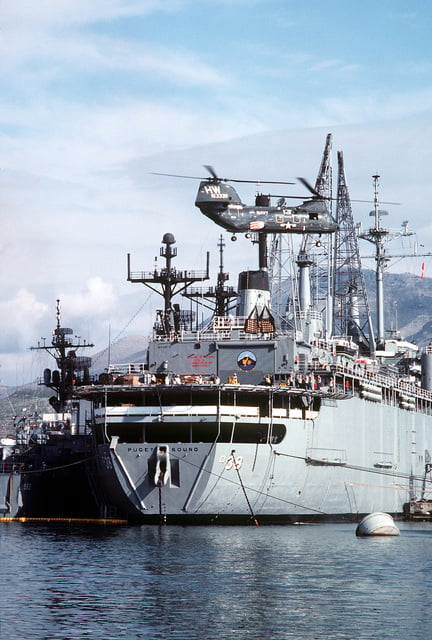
127, 233, 210, 337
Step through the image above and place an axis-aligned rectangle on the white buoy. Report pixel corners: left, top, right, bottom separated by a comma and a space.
356, 512, 400, 537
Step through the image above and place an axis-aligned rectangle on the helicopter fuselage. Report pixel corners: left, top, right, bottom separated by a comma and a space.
195, 180, 337, 234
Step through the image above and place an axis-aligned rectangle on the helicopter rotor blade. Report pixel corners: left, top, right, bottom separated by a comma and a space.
229, 178, 296, 184
203, 165, 295, 184
295, 177, 400, 204
151, 170, 295, 185
151, 171, 398, 203
267, 194, 317, 200
203, 164, 219, 180
296, 177, 321, 197
349, 198, 400, 205
267, 193, 400, 205
150, 172, 205, 180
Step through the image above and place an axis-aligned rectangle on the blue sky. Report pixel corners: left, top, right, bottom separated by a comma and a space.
4, 1, 432, 142
1, 0, 432, 385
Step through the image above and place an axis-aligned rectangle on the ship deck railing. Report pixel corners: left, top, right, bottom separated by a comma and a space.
99, 357, 431, 402
332, 361, 432, 401
296, 310, 323, 321
154, 325, 361, 346
77, 363, 432, 410
75, 377, 347, 402
128, 268, 209, 281
152, 316, 279, 342
107, 363, 148, 376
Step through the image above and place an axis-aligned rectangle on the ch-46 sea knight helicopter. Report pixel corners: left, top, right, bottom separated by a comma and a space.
152, 166, 338, 236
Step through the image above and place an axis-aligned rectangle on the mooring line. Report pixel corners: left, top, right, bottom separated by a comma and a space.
231, 450, 259, 526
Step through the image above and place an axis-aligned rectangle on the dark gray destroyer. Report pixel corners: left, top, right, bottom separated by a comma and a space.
0, 303, 98, 520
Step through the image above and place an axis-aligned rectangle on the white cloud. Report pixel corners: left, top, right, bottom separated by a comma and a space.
0, 98, 269, 187
1, 30, 228, 89
59, 277, 117, 318
1, 1, 182, 28
0, 289, 49, 352
309, 59, 344, 72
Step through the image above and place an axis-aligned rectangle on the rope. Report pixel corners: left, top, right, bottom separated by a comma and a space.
274, 450, 432, 485
12, 454, 96, 476
158, 483, 166, 526
167, 450, 330, 516
231, 449, 259, 525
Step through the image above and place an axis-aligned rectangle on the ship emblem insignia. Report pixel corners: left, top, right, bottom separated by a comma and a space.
237, 350, 257, 371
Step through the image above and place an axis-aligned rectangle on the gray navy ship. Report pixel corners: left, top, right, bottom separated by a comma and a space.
78, 134, 432, 524
2, 134, 432, 524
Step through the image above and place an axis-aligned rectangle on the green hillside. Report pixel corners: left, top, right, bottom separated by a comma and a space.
0, 385, 51, 438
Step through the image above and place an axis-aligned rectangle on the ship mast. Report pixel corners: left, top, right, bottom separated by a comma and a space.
183, 234, 237, 318
360, 175, 413, 348
31, 299, 93, 411
127, 233, 210, 336
372, 175, 387, 347
297, 133, 333, 339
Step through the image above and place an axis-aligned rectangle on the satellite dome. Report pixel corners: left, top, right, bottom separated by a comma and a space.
162, 233, 176, 245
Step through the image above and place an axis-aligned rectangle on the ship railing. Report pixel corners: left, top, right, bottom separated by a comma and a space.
107, 363, 148, 376
206, 315, 245, 331
98, 370, 220, 386
201, 316, 276, 339
310, 336, 358, 353
150, 315, 284, 342
333, 361, 432, 401
128, 268, 209, 281
187, 285, 237, 296
296, 310, 322, 321
329, 336, 358, 349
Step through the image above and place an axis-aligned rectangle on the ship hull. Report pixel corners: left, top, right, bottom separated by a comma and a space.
90, 389, 430, 524
0, 435, 98, 520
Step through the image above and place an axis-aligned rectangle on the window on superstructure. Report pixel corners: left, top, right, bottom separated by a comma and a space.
145, 422, 190, 443
138, 421, 234, 443
232, 423, 269, 444
108, 423, 144, 443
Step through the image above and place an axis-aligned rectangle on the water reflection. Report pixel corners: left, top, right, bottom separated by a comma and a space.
1, 523, 431, 639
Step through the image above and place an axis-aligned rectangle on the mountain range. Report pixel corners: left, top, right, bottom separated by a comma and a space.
363, 269, 432, 345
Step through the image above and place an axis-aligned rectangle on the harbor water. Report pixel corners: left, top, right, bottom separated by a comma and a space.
1, 521, 431, 639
